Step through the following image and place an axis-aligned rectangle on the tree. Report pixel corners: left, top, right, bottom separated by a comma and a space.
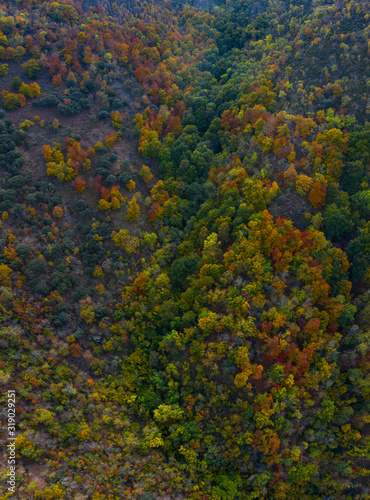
52, 206, 64, 218
139, 165, 153, 184
295, 175, 313, 196
0, 64, 8, 76
105, 133, 118, 148
74, 177, 86, 193
44, 143, 76, 181
111, 111, 123, 129
309, 178, 327, 209
127, 197, 140, 221
138, 128, 161, 158
26, 257, 47, 278
47, 3, 79, 24
112, 229, 129, 247
154, 404, 184, 423
323, 204, 353, 240
2, 91, 26, 110
98, 199, 111, 211
19, 82, 41, 98
0, 263, 12, 286
316, 128, 347, 182
126, 180, 136, 192
80, 304, 95, 324
170, 255, 199, 291
22, 58, 41, 78
346, 227, 370, 283
294, 115, 316, 138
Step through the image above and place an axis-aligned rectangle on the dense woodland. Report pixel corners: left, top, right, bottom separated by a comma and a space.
0, 0, 369, 498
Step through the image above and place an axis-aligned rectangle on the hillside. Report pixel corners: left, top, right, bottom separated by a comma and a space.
0, 1, 369, 499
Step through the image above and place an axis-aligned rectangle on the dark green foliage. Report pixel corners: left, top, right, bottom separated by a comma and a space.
74, 199, 91, 217
54, 311, 70, 327
74, 286, 90, 301
170, 255, 200, 291
341, 161, 365, 196
351, 190, 370, 218
7, 175, 25, 189
50, 264, 77, 294
338, 303, 357, 328
26, 257, 47, 277
94, 304, 108, 320
16, 243, 32, 260
98, 110, 110, 120
98, 222, 111, 239
0, 189, 16, 201
34, 280, 48, 296
33, 93, 60, 108
323, 204, 354, 240
57, 91, 91, 115
10, 77, 22, 91
0, 1, 369, 499
347, 231, 370, 282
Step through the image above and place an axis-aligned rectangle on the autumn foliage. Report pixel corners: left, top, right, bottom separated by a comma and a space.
0, 0, 369, 498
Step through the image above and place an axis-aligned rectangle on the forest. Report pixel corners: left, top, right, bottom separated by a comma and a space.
0, 0, 369, 498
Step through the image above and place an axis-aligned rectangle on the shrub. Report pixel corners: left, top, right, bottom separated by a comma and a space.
22, 58, 41, 78
33, 93, 60, 108
98, 110, 110, 120
54, 312, 70, 327
26, 257, 47, 277
2, 92, 26, 110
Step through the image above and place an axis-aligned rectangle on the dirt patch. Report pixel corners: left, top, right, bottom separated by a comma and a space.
24, 463, 48, 490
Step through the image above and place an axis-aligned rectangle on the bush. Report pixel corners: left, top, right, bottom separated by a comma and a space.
117, 172, 131, 184
109, 97, 123, 109
99, 157, 111, 169
170, 255, 200, 291
94, 304, 109, 320
58, 101, 81, 116
54, 312, 70, 327
33, 92, 59, 108
106, 174, 116, 185
34, 280, 48, 296
95, 167, 111, 178
98, 222, 111, 239
9, 260, 21, 272
323, 204, 354, 240
98, 110, 110, 120
10, 77, 22, 92
26, 257, 47, 277
51, 265, 76, 294
3, 92, 26, 110
22, 58, 41, 78
74, 199, 91, 217
74, 286, 90, 301
0, 200, 12, 211
0, 189, 16, 201
0, 64, 8, 76
16, 243, 32, 260
7, 175, 25, 189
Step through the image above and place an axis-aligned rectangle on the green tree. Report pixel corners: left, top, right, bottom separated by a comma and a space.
22, 58, 41, 78
323, 204, 353, 240
170, 255, 200, 291
346, 227, 370, 282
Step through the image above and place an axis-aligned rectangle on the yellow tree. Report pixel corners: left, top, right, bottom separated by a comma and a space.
139, 165, 153, 183
112, 229, 129, 247
127, 197, 140, 222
